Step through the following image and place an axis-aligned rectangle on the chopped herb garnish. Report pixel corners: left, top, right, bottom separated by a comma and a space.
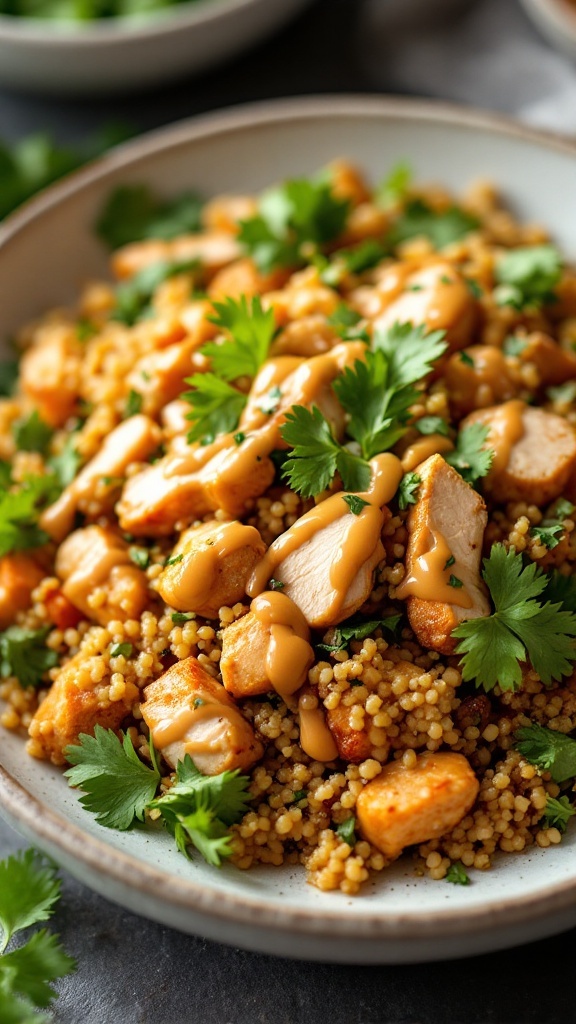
165, 553, 183, 566
445, 862, 470, 885
503, 335, 528, 357
268, 579, 285, 591
203, 294, 276, 381
445, 423, 494, 487
460, 351, 474, 367
388, 198, 479, 249
547, 381, 576, 405
530, 523, 564, 550
415, 416, 449, 437
515, 722, 576, 782
375, 161, 412, 207
48, 437, 81, 490
110, 642, 133, 658
259, 385, 282, 415
398, 472, 421, 510
0, 625, 58, 689
128, 545, 150, 569
0, 476, 55, 557
292, 790, 308, 803
494, 245, 562, 310
552, 498, 575, 521
327, 303, 370, 342
233, 432, 246, 445
465, 278, 483, 299
96, 185, 203, 250
182, 374, 247, 445
317, 616, 401, 655
342, 494, 370, 516
444, 555, 456, 569
112, 258, 199, 327
335, 816, 357, 846
76, 318, 98, 342
171, 612, 193, 624
0, 359, 18, 397
448, 574, 463, 588
12, 410, 53, 455
541, 795, 576, 833
124, 389, 143, 418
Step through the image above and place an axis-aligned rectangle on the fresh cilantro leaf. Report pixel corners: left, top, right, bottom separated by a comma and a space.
238, 175, 349, 272
0, 476, 55, 557
0, 360, 18, 397
388, 198, 479, 249
398, 472, 421, 510
547, 381, 576, 405
326, 303, 369, 342
342, 494, 369, 516
112, 258, 198, 326
292, 789, 308, 803
171, 612, 193, 624
317, 616, 401, 655
280, 405, 370, 497
0, 986, 45, 1024
110, 642, 133, 658
552, 498, 575, 521
335, 816, 356, 846
448, 574, 463, 588
124, 389, 143, 418
165, 554, 183, 566
12, 411, 53, 455
530, 523, 564, 550
128, 545, 150, 569
415, 416, 449, 436
460, 351, 474, 367
259, 385, 282, 415
503, 335, 528, 357
202, 295, 276, 381
0, 850, 61, 949
445, 555, 455, 569
321, 239, 387, 285
64, 726, 161, 830
544, 570, 576, 612
0, 626, 57, 689
453, 545, 576, 692
515, 722, 576, 782
333, 350, 409, 459
445, 422, 494, 486
233, 432, 245, 445
373, 321, 447, 390
375, 161, 412, 207
541, 794, 576, 833
494, 245, 562, 310
96, 185, 203, 250
445, 862, 470, 885
182, 373, 247, 445
48, 437, 81, 490
1, 930, 75, 1010
268, 578, 285, 591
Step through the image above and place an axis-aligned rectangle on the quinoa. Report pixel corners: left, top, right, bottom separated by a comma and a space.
2, 160, 576, 895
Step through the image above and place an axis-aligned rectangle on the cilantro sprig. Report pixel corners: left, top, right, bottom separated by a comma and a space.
112, 258, 199, 326
182, 375, 247, 446
96, 185, 203, 251
317, 616, 401, 656
388, 198, 479, 250
0, 476, 57, 558
453, 545, 576, 692
541, 795, 576, 833
514, 722, 576, 782
202, 295, 276, 380
0, 849, 75, 1021
445, 422, 494, 487
0, 626, 58, 690
494, 245, 562, 310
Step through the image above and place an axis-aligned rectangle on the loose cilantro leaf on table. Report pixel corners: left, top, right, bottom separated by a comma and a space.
397, 471, 421, 510
515, 722, 576, 782
64, 726, 161, 830
238, 175, 349, 272
182, 373, 247, 445
494, 245, 562, 310
96, 184, 203, 250
541, 795, 576, 833
445, 422, 494, 487
202, 295, 276, 380
0, 626, 58, 689
388, 198, 479, 249
453, 545, 576, 692
445, 862, 470, 886
0, 476, 56, 557
0, 848, 75, 1021
12, 411, 53, 456
112, 258, 199, 326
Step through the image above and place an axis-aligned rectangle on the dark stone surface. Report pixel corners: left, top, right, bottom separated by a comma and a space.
1, 1, 576, 1019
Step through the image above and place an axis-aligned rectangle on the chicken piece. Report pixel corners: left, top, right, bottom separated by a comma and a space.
220, 611, 270, 699
141, 656, 263, 775
55, 526, 149, 626
443, 345, 520, 419
328, 160, 372, 207
126, 338, 203, 416
356, 751, 479, 859
207, 257, 287, 301
28, 650, 134, 766
367, 261, 478, 353
19, 325, 82, 428
201, 194, 258, 234
269, 316, 340, 359
161, 399, 191, 439
463, 401, 576, 506
156, 520, 266, 620
0, 553, 45, 629
112, 231, 241, 281
519, 331, 576, 387
397, 454, 490, 655
40, 415, 161, 542
326, 703, 380, 764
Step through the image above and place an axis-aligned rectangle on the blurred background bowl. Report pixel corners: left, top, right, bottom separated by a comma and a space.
521, 0, 576, 61
0, 0, 313, 96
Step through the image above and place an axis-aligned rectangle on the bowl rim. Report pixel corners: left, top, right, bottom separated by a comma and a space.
2, 93, 576, 942
521, 0, 576, 38
0, 0, 296, 41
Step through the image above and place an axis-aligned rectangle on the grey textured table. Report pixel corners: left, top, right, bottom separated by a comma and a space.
2, 1, 576, 1021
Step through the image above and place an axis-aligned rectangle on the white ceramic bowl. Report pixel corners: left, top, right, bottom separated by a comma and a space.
1, 96, 576, 963
0, 0, 312, 96
521, 0, 576, 61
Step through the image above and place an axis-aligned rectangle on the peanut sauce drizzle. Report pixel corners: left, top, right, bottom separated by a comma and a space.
395, 525, 473, 608
151, 700, 240, 755
158, 521, 262, 611
400, 434, 454, 473
481, 399, 526, 479
298, 706, 338, 763
251, 591, 314, 698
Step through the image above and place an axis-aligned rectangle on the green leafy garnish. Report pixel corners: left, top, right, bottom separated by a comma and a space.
0, 626, 58, 689
397, 472, 421, 510
494, 245, 562, 310
445, 862, 470, 885
415, 416, 449, 436
515, 722, 576, 782
268, 578, 285, 591
448, 574, 463, 588
543, 569, 576, 613
335, 817, 356, 846
320, 240, 387, 286
445, 422, 494, 486
96, 185, 203, 250
388, 198, 479, 249
124, 389, 143, 418
112, 258, 199, 327
552, 498, 575, 521
0, 849, 75, 1021
541, 795, 576, 833
280, 405, 370, 497
64, 726, 160, 830
342, 494, 370, 516
547, 381, 576, 405
128, 545, 150, 569
453, 545, 576, 692
171, 612, 193, 624
503, 335, 528, 357
12, 411, 53, 456
375, 161, 412, 207
326, 303, 369, 343
317, 616, 401, 655
48, 437, 81, 490
202, 295, 276, 381
530, 523, 564, 550
165, 553, 183, 567
182, 374, 247, 445
0, 476, 56, 557
238, 175, 349, 272
110, 642, 133, 658
0, 360, 18, 397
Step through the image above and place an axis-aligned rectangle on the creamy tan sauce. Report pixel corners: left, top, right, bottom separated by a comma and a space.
400, 434, 455, 473
298, 706, 338, 762
376, 262, 470, 335
445, 346, 516, 412
247, 453, 403, 623
152, 700, 238, 755
482, 399, 526, 478
251, 591, 314, 697
159, 520, 261, 611
396, 525, 473, 608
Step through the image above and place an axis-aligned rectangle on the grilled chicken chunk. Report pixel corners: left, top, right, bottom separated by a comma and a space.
112, 232, 241, 280
0, 554, 45, 629
56, 526, 149, 626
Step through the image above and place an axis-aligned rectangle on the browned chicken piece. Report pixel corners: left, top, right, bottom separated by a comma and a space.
19, 325, 82, 428
40, 414, 161, 543
111, 231, 241, 281
356, 751, 479, 859
156, 520, 266, 620
463, 401, 576, 505
141, 655, 263, 775
397, 454, 490, 655
55, 526, 149, 626
326, 703, 380, 764
220, 611, 270, 699
161, 399, 191, 439
0, 553, 45, 629
201, 194, 258, 234
357, 261, 478, 353
327, 159, 372, 207
519, 331, 576, 386
126, 338, 205, 416
443, 345, 520, 419
207, 258, 288, 301
28, 650, 134, 766
269, 316, 340, 359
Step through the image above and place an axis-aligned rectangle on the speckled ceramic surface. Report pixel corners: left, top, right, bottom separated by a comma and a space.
1, 96, 576, 963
